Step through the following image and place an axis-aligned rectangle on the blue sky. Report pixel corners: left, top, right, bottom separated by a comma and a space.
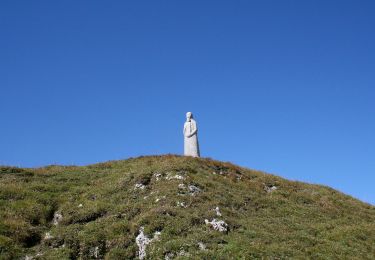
1, 1, 374, 204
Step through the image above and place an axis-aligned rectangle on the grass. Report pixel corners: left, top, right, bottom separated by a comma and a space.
0, 155, 374, 259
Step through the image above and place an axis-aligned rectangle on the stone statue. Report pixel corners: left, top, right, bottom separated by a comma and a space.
183, 112, 200, 157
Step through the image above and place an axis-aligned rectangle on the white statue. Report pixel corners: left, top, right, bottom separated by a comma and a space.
183, 112, 200, 157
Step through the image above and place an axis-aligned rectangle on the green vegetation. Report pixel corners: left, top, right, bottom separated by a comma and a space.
0, 155, 374, 259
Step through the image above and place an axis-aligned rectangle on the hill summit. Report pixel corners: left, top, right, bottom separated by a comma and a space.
1, 155, 374, 259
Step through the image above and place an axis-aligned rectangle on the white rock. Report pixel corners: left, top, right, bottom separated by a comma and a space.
52, 212, 63, 226
164, 249, 190, 260
153, 231, 161, 241
188, 185, 201, 195
205, 218, 228, 232
165, 252, 174, 260
154, 173, 162, 181
136, 227, 161, 260
92, 246, 100, 258
135, 183, 146, 190
44, 232, 53, 240
136, 227, 150, 260
166, 173, 185, 180
178, 250, 189, 257
178, 183, 186, 189
198, 242, 206, 250
177, 201, 187, 208
78, 204, 83, 208
265, 185, 278, 193
155, 195, 166, 203
214, 206, 222, 217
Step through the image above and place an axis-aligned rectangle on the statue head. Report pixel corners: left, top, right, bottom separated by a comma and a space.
186, 112, 193, 121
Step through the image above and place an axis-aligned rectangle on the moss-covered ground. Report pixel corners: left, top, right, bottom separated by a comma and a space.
0, 155, 374, 259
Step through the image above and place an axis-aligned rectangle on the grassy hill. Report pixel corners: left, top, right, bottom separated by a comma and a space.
0, 155, 374, 259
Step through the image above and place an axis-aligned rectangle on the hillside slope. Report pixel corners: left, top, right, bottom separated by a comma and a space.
0, 155, 374, 259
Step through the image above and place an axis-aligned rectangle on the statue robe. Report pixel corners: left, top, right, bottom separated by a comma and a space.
183, 119, 200, 157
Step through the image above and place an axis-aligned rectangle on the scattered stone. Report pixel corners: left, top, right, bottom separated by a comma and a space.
155, 195, 166, 203
153, 173, 162, 181
214, 206, 222, 217
135, 183, 146, 190
78, 204, 83, 208
198, 242, 207, 250
166, 173, 185, 180
164, 249, 190, 260
177, 201, 187, 208
188, 185, 201, 195
44, 232, 53, 240
91, 246, 100, 259
24, 253, 43, 260
178, 250, 189, 257
112, 212, 126, 219
205, 218, 228, 232
52, 212, 63, 226
265, 185, 278, 193
178, 183, 186, 189
136, 227, 151, 260
136, 227, 161, 260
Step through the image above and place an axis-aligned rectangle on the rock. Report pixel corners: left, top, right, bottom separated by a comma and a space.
205, 218, 228, 232
78, 203, 83, 208
214, 206, 222, 217
135, 183, 146, 190
44, 232, 53, 240
136, 227, 161, 260
52, 212, 63, 226
153, 173, 162, 181
92, 246, 100, 258
177, 201, 187, 208
188, 185, 201, 195
265, 185, 278, 193
155, 195, 166, 203
164, 249, 190, 260
136, 227, 151, 260
178, 183, 186, 189
165, 252, 174, 260
166, 173, 185, 180
198, 242, 206, 250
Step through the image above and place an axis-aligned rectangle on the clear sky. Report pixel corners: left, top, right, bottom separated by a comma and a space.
1, 1, 374, 204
